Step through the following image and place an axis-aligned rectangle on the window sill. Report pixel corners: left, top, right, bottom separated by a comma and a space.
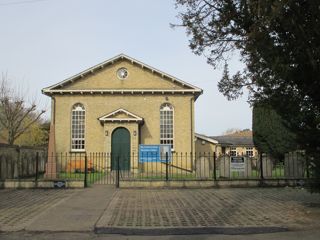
70, 149, 86, 153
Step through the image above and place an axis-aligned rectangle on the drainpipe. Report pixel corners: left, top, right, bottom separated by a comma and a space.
190, 97, 194, 171
190, 97, 194, 154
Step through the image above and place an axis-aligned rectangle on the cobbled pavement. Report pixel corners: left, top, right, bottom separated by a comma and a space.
0, 189, 78, 231
96, 188, 320, 229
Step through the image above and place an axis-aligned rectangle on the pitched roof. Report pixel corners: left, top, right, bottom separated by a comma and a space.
42, 54, 202, 97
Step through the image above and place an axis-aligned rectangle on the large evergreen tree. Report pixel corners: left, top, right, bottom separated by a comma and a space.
175, 0, 320, 187
252, 103, 296, 159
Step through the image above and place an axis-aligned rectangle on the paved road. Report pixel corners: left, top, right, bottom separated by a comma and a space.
1, 230, 320, 240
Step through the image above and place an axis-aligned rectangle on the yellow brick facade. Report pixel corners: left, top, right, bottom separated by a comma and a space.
194, 138, 218, 153
54, 94, 195, 154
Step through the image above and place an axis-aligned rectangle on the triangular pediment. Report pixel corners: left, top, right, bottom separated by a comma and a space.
98, 108, 143, 123
42, 54, 202, 98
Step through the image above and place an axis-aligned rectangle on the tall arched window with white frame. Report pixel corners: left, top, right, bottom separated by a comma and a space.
71, 103, 85, 151
160, 103, 174, 150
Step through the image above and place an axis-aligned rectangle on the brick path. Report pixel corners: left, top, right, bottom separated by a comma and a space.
96, 188, 320, 231
0, 189, 78, 231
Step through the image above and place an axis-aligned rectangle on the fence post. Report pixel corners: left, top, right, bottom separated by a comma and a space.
213, 152, 217, 181
306, 155, 310, 179
35, 152, 39, 185
84, 153, 88, 188
166, 152, 169, 181
17, 148, 21, 179
259, 152, 264, 185
116, 156, 120, 188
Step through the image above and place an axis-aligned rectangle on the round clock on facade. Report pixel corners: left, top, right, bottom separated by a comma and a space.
117, 68, 128, 79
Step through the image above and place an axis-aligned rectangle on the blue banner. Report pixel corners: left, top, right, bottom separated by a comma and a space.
139, 145, 171, 163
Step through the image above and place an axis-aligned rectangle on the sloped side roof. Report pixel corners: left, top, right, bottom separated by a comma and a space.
196, 130, 254, 146
209, 135, 254, 146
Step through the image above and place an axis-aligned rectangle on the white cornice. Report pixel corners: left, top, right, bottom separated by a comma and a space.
195, 133, 219, 144
42, 89, 202, 96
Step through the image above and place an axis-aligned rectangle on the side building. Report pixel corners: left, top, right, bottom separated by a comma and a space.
195, 131, 258, 157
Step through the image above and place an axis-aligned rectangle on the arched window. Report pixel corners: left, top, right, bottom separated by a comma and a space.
71, 103, 85, 151
160, 103, 174, 150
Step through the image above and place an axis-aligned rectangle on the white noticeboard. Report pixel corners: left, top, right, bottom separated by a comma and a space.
230, 156, 246, 172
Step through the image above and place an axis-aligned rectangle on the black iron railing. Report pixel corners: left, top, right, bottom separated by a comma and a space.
1, 151, 315, 187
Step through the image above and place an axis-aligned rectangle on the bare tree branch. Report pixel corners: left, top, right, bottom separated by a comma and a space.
0, 74, 46, 145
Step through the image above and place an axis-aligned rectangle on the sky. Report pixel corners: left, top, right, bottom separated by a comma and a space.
0, 0, 252, 136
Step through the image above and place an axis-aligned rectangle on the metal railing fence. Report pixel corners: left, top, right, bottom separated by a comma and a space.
1, 151, 314, 187
49, 151, 312, 184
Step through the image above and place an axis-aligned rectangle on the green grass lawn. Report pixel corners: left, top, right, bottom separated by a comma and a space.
58, 172, 106, 185
134, 172, 196, 180
133, 166, 288, 180
57, 164, 305, 183
248, 166, 285, 178
216, 166, 285, 179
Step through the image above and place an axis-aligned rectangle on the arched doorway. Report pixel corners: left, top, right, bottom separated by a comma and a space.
111, 127, 130, 170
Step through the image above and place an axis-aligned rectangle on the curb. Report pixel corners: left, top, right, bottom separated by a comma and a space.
94, 226, 289, 235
